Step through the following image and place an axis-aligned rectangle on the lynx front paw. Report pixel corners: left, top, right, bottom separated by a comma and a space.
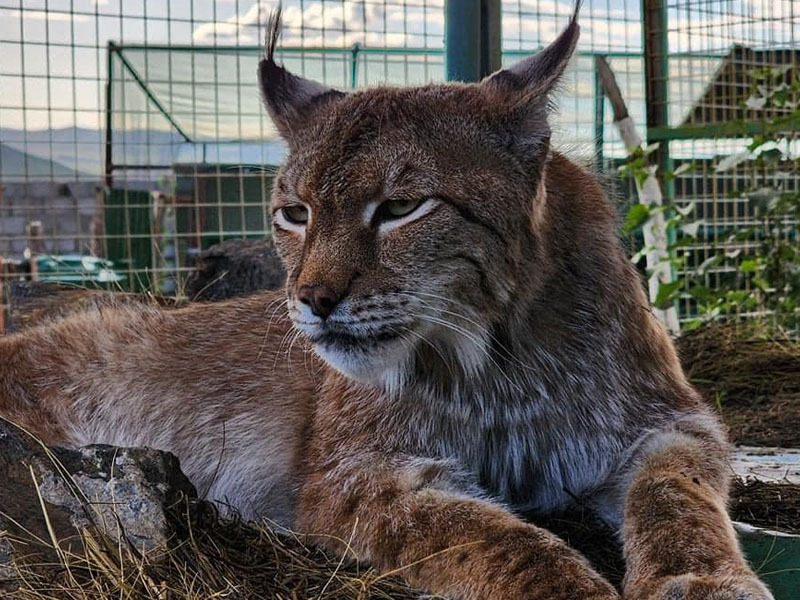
637, 574, 773, 600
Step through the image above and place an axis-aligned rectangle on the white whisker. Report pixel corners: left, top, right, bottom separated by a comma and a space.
391, 290, 539, 374
409, 311, 525, 394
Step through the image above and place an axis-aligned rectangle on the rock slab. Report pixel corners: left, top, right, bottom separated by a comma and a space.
0, 420, 196, 583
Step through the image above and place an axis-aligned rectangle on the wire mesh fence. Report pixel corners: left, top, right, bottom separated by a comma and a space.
0, 0, 798, 331
649, 0, 800, 327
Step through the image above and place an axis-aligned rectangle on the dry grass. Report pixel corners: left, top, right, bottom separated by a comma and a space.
0, 418, 434, 600
2, 498, 436, 600
730, 479, 800, 535
677, 320, 800, 447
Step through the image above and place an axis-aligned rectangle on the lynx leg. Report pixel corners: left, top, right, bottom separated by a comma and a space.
298, 453, 619, 600
621, 421, 773, 600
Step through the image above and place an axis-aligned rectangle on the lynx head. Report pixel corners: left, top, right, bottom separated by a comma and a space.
259, 8, 580, 391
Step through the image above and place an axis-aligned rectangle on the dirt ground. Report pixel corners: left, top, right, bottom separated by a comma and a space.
676, 322, 800, 537
677, 322, 800, 447
531, 477, 800, 588
729, 478, 800, 534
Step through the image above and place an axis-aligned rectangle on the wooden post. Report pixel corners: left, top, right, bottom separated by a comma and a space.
26, 220, 45, 282
595, 56, 680, 335
91, 185, 105, 257
0, 256, 5, 335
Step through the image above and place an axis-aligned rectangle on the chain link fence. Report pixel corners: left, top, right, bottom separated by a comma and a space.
650, 0, 799, 327
1, 1, 797, 330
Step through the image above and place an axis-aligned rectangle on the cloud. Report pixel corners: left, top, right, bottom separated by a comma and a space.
187, 0, 675, 53
192, 0, 443, 47
192, 2, 264, 43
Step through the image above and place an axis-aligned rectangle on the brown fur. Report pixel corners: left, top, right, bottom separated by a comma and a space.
0, 8, 772, 600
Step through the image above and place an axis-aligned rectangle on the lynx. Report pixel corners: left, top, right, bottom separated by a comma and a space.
0, 7, 773, 600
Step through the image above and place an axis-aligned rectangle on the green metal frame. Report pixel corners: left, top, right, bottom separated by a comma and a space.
739, 527, 800, 599
445, 0, 483, 82
113, 48, 192, 143
104, 35, 739, 184
647, 113, 800, 141
104, 42, 114, 187
594, 64, 605, 167
444, 0, 501, 82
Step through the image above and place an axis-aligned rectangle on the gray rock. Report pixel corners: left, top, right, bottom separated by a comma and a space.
0, 420, 196, 585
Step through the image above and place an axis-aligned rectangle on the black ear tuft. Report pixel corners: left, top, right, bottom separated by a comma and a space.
484, 3, 581, 98
265, 6, 282, 65
258, 8, 345, 142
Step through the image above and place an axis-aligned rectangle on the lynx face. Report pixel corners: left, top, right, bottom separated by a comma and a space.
260, 16, 578, 389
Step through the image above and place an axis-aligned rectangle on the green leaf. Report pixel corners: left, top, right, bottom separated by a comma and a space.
630, 248, 647, 265
664, 162, 696, 182
672, 236, 694, 249
642, 142, 660, 156
681, 220, 704, 239
726, 290, 749, 303
744, 95, 767, 110
688, 285, 712, 302
716, 151, 750, 172
748, 135, 767, 152
633, 165, 656, 189
654, 280, 683, 309
753, 277, 770, 292
759, 148, 784, 164
773, 87, 789, 106
623, 204, 651, 234
739, 259, 758, 273
683, 319, 704, 332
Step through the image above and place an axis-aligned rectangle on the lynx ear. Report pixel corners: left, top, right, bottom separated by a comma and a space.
481, 4, 581, 165
483, 5, 580, 100
259, 8, 346, 141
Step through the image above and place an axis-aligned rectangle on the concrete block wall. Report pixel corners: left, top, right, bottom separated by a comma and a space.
0, 181, 102, 260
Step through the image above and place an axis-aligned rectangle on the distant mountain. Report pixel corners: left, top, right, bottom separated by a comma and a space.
0, 143, 85, 179
0, 127, 286, 180
0, 127, 184, 179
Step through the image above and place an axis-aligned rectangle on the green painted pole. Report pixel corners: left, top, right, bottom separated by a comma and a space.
594, 61, 605, 168
480, 0, 502, 77
350, 43, 360, 89
104, 42, 114, 188
445, 0, 482, 82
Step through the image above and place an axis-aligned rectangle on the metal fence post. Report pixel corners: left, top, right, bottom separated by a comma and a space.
104, 42, 115, 189
445, 0, 482, 82
480, 0, 502, 77
642, 0, 673, 189
350, 43, 360, 88
594, 62, 605, 168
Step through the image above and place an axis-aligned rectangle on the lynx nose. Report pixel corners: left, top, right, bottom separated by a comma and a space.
298, 284, 340, 319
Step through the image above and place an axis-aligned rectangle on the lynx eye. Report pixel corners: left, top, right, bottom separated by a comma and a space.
281, 205, 309, 225
376, 198, 423, 221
